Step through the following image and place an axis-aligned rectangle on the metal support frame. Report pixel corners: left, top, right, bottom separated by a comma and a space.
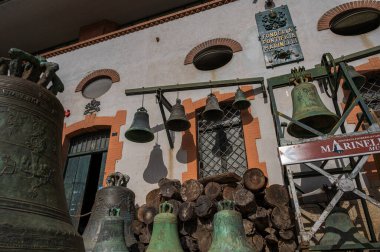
126, 77, 265, 148
267, 46, 380, 249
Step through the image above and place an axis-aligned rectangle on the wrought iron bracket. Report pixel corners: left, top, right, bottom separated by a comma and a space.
156, 90, 174, 149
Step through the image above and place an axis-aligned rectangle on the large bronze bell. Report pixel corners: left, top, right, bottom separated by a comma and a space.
125, 107, 154, 143
93, 208, 130, 252
342, 65, 366, 90
287, 77, 339, 138
209, 200, 254, 252
202, 93, 224, 121
82, 172, 136, 252
166, 99, 191, 131
146, 202, 184, 252
232, 87, 251, 110
311, 209, 380, 250
0, 76, 85, 250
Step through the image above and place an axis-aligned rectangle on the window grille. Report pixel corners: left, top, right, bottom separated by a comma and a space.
68, 130, 110, 156
197, 103, 248, 178
360, 72, 380, 111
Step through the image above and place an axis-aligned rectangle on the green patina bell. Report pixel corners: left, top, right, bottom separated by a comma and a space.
208, 200, 254, 252
146, 202, 184, 252
232, 87, 251, 110
94, 208, 130, 252
287, 77, 339, 138
125, 107, 154, 143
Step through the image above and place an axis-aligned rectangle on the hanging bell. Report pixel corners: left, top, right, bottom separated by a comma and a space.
125, 107, 154, 143
0, 75, 85, 251
93, 208, 130, 252
202, 93, 224, 121
166, 99, 191, 131
82, 172, 136, 251
146, 202, 184, 252
232, 87, 251, 110
311, 208, 380, 250
342, 65, 366, 90
287, 77, 339, 138
208, 200, 254, 252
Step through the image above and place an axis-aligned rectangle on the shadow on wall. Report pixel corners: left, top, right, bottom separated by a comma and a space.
177, 130, 196, 164
143, 143, 168, 184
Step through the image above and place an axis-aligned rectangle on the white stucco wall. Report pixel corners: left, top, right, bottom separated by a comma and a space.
51, 0, 380, 204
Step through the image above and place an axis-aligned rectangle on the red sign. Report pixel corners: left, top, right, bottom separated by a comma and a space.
278, 132, 380, 165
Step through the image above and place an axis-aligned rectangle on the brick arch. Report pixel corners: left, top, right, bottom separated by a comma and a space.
317, 1, 380, 31
181, 86, 267, 181
61, 110, 126, 186
75, 69, 120, 92
184, 38, 243, 65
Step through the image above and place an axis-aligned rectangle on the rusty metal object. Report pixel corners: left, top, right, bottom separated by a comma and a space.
166, 98, 191, 132
202, 93, 224, 121
82, 172, 136, 252
125, 107, 154, 143
0, 75, 84, 251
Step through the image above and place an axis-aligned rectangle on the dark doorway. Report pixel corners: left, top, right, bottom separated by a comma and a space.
64, 130, 109, 234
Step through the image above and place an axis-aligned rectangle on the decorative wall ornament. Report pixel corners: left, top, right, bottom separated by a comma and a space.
255, 5, 304, 68
84, 99, 101, 115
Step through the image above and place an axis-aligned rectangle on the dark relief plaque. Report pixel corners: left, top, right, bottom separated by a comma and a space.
255, 5, 304, 68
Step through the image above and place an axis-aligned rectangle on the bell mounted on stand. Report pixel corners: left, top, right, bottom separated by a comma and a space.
82, 172, 136, 251
208, 200, 254, 252
342, 65, 366, 90
146, 202, 184, 252
125, 106, 154, 143
287, 75, 340, 138
232, 87, 251, 110
166, 99, 191, 132
93, 208, 130, 252
202, 93, 224, 121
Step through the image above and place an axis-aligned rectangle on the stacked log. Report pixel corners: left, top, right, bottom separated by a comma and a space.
131, 169, 297, 252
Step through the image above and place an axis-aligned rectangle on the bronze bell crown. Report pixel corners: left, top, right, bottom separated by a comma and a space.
125, 106, 154, 143
166, 99, 191, 132
202, 93, 224, 121
287, 77, 339, 138
342, 65, 366, 90
232, 87, 251, 110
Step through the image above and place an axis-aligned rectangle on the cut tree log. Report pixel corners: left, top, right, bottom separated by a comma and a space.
195, 195, 216, 218
243, 168, 267, 192
139, 225, 152, 244
167, 199, 181, 216
243, 219, 255, 235
248, 207, 271, 232
142, 206, 157, 225
179, 219, 197, 236
196, 229, 212, 252
271, 206, 295, 230
222, 183, 243, 201
198, 172, 242, 185
137, 204, 147, 223
145, 188, 161, 210
279, 229, 294, 240
233, 188, 256, 213
158, 178, 181, 189
204, 182, 222, 200
264, 184, 290, 207
247, 234, 265, 252
180, 235, 199, 252
131, 220, 144, 235
278, 240, 297, 252
160, 181, 181, 199
181, 179, 204, 202
179, 202, 195, 222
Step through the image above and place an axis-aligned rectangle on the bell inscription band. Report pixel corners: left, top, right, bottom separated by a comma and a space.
82, 172, 136, 251
209, 200, 254, 252
0, 49, 84, 251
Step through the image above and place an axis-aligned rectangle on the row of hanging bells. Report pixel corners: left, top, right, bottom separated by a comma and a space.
125, 88, 250, 143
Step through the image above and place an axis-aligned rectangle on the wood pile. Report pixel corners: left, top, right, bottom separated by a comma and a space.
131, 169, 297, 252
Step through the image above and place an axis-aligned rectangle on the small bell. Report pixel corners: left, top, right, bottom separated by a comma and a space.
125, 107, 154, 143
202, 93, 224, 121
208, 200, 254, 252
93, 208, 130, 252
146, 202, 184, 252
232, 88, 251, 110
342, 65, 366, 90
287, 77, 339, 138
166, 99, 191, 132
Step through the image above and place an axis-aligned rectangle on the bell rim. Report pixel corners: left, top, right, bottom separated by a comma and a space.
232, 100, 251, 110
202, 109, 224, 121
166, 119, 191, 132
287, 114, 340, 138
125, 128, 154, 143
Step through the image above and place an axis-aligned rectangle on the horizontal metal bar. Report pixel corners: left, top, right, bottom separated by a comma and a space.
125, 77, 264, 96
333, 45, 380, 65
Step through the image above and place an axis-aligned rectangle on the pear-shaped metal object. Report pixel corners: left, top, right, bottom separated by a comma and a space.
208, 200, 255, 252
311, 209, 380, 251
146, 202, 184, 252
232, 88, 251, 110
125, 107, 154, 143
93, 208, 130, 252
166, 99, 191, 132
287, 78, 339, 138
342, 65, 366, 90
202, 93, 224, 121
